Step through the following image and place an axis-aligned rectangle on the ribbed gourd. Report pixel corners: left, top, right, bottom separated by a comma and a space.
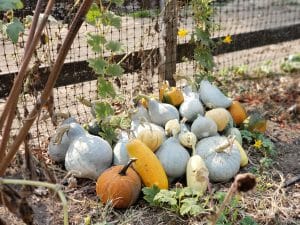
130, 120, 166, 140
64, 123, 113, 180
199, 80, 232, 108
159, 81, 184, 106
165, 119, 180, 137
148, 99, 180, 127
178, 123, 197, 149
137, 129, 164, 152
126, 139, 168, 189
179, 86, 204, 122
195, 136, 241, 182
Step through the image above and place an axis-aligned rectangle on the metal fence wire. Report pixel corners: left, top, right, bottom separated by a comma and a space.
0, 0, 300, 148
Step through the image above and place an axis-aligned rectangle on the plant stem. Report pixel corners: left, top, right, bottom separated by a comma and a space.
0, 178, 69, 225
0, 0, 94, 175
0, 0, 52, 159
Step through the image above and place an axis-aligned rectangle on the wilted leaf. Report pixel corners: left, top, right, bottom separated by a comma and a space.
180, 198, 203, 216
6, 18, 24, 43
154, 190, 177, 206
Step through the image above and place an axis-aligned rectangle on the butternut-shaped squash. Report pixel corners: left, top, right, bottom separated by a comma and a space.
126, 139, 168, 189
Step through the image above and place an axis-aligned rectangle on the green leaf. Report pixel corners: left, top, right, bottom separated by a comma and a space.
240, 130, 254, 143
87, 33, 106, 53
105, 63, 124, 76
142, 185, 161, 206
99, 124, 117, 146
6, 18, 24, 43
105, 40, 122, 52
195, 27, 211, 46
240, 216, 258, 225
180, 198, 203, 216
93, 102, 114, 119
101, 12, 121, 29
194, 48, 214, 71
97, 77, 116, 98
214, 191, 226, 203
87, 58, 108, 75
86, 3, 101, 26
154, 190, 177, 206
0, 0, 23, 10
111, 0, 124, 6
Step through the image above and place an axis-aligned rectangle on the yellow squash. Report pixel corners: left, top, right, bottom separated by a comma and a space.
234, 140, 248, 167
126, 139, 168, 189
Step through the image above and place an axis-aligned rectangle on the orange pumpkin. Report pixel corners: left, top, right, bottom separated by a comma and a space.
96, 158, 141, 208
228, 101, 247, 126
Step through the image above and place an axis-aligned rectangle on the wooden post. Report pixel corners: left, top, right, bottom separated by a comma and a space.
159, 0, 177, 86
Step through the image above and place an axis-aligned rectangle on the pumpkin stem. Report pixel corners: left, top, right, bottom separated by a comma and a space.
119, 158, 137, 176
215, 136, 235, 153
52, 125, 70, 144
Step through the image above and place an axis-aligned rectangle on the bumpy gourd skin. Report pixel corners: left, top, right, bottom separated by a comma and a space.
64, 123, 113, 180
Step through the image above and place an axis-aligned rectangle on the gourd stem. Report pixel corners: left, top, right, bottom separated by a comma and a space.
192, 144, 196, 156
53, 125, 70, 144
119, 158, 137, 176
215, 136, 235, 153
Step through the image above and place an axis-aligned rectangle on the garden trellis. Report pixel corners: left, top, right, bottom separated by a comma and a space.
0, 0, 300, 147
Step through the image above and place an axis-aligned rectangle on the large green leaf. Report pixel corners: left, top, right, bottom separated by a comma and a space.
111, 0, 124, 6
153, 190, 177, 206
97, 77, 116, 98
105, 63, 124, 76
101, 11, 121, 29
0, 0, 23, 10
87, 58, 108, 75
6, 18, 24, 43
180, 198, 203, 216
142, 186, 161, 206
195, 27, 211, 46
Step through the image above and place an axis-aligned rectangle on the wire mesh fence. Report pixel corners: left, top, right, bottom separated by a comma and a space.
0, 0, 300, 148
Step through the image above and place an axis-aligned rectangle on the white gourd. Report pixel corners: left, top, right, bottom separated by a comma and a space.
179, 86, 204, 121
199, 80, 232, 108
156, 137, 190, 182
64, 123, 113, 180
130, 120, 166, 140
178, 123, 197, 149
129, 104, 151, 122
191, 115, 218, 139
165, 119, 180, 136
148, 99, 179, 126
48, 118, 82, 162
195, 136, 241, 182
113, 131, 130, 165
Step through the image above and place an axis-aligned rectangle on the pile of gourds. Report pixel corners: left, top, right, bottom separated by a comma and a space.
48, 80, 266, 209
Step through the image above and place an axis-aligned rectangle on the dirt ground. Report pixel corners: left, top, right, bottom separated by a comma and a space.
0, 71, 299, 225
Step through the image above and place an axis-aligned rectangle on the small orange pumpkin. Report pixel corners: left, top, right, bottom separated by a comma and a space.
96, 158, 141, 208
228, 101, 247, 126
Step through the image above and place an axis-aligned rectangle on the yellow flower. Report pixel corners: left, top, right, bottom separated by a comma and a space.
223, 35, 232, 44
253, 139, 262, 149
178, 28, 188, 38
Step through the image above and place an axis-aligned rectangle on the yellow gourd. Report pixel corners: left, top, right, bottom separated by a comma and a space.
205, 108, 230, 132
137, 129, 164, 152
242, 113, 267, 133
159, 82, 184, 106
234, 140, 248, 167
126, 139, 168, 189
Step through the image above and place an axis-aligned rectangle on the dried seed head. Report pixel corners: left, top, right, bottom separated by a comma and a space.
234, 173, 256, 192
